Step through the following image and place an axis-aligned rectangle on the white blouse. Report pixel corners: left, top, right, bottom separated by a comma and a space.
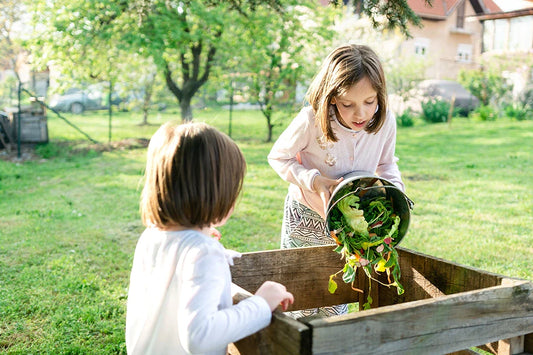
268, 106, 404, 217
126, 228, 272, 354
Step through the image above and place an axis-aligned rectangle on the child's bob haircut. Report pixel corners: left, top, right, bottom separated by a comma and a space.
306, 44, 388, 142
140, 122, 246, 230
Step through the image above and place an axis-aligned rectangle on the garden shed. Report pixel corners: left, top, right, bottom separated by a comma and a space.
0, 98, 48, 150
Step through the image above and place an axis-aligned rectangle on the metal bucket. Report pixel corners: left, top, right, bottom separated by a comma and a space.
326, 171, 413, 246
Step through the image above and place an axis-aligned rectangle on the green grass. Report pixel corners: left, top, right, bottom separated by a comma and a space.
0, 107, 532, 353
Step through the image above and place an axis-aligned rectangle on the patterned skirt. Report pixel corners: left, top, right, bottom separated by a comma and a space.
281, 194, 348, 318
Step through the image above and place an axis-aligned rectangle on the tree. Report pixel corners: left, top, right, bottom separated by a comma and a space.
115, 54, 168, 126
29, 0, 432, 124
231, 2, 337, 142
0, 0, 25, 106
29, 0, 284, 122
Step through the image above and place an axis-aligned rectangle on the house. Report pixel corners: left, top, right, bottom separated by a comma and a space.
399, 0, 502, 79
476, 1, 533, 95
477, 3, 533, 54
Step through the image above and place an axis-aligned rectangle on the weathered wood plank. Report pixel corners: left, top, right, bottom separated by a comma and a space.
381, 248, 506, 305
231, 245, 358, 310
231, 245, 508, 311
305, 280, 533, 355
525, 333, 533, 352
499, 336, 525, 355
231, 311, 310, 355
231, 287, 311, 355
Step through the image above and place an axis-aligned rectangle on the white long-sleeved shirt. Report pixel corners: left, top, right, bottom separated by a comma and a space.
126, 228, 272, 355
268, 106, 404, 217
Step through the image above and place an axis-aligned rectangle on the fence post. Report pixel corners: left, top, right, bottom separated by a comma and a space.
17, 81, 21, 159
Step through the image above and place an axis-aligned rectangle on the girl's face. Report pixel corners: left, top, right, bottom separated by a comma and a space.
331, 76, 378, 131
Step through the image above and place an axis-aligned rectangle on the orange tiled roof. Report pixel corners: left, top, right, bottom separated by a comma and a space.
407, 0, 501, 18
408, 0, 460, 17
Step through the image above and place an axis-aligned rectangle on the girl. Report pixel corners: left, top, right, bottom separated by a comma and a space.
126, 122, 294, 354
268, 44, 404, 316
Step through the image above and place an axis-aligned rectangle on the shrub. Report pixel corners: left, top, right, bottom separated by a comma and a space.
421, 98, 453, 123
518, 85, 533, 112
458, 67, 512, 107
469, 105, 497, 121
35, 142, 63, 159
396, 109, 415, 127
503, 103, 529, 121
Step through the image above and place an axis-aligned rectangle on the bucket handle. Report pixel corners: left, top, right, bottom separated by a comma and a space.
325, 185, 414, 218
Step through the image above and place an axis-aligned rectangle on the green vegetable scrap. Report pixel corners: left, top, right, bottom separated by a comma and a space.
328, 183, 405, 309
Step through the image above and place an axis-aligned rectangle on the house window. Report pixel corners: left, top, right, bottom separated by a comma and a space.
456, 44, 472, 62
414, 38, 429, 56
509, 15, 533, 51
456, 1, 465, 29
482, 20, 495, 52
494, 19, 509, 50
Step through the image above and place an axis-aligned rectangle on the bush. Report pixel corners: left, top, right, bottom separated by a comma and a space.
396, 109, 415, 127
518, 85, 533, 111
458, 68, 512, 107
35, 142, 63, 159
469, 105, 497, 121
421, 98, 453, 123
503, 103, 529, 121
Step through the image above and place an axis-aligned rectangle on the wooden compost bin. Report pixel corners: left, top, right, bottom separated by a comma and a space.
229, 245, 533, 355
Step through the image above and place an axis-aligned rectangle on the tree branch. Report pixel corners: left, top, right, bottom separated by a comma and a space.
164, 61, 182, 101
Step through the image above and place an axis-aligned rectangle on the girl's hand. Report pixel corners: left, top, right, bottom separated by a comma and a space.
255, 281, 294, 312
313, 175, 343, 215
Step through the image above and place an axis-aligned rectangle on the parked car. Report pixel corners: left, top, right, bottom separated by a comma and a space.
49, 88, 101, 114
49, 85, 122, 114
418, 80, 480, 115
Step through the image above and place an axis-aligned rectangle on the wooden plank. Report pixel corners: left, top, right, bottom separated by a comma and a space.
525, 333, 533, 352
478, 343, 498, 354
498, 336, 525, 355
231, 312, 311, 355
231, 245, 358, 310
231, 246, 508, 311
231, 286, 311, 355
0, 115, 14, 149
305, 280, 533, 355
377, 248, 506, 306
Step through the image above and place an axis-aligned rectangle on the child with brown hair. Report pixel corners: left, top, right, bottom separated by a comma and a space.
268, 44, 405, 317
126, 122, 294, 354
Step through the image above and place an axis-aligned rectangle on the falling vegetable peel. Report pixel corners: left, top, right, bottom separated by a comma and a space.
326, 179, 411, 309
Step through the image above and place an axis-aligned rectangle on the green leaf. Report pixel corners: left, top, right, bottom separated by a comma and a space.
342, 264, 355, 283
328, 275, 338, 294
363, 295, 373, 310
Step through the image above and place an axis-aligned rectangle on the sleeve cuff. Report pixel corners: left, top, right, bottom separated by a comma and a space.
307, 169, 321, 192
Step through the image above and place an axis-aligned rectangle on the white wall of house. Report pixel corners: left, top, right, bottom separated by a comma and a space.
400, 1, 483, 80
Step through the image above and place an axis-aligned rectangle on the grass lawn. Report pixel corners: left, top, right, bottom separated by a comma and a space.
0, 107, 532, 353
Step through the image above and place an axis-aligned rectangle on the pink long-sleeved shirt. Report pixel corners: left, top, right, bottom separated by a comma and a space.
268, 106, 404, 218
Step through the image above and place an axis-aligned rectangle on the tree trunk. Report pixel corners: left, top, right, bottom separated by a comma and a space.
267, 121, 273, 143
180, 95, 193, 122
141, 83, 153, 125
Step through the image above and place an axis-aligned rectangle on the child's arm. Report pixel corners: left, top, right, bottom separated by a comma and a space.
268, 109, 320, 192
179, 244, 277, 353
